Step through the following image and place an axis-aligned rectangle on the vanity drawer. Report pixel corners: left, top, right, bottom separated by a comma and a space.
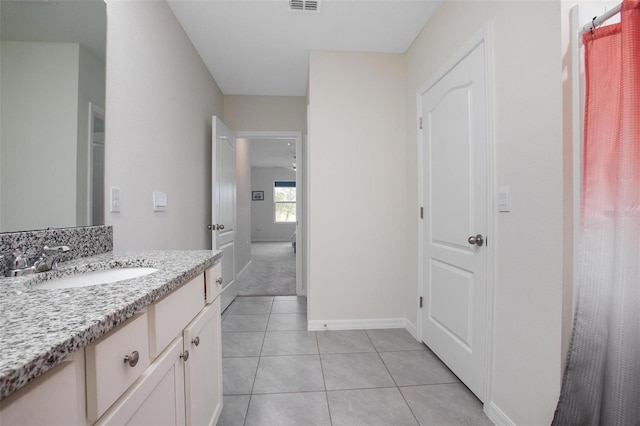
204, 262, 222, 304
86, 312, 150, 423
148, 273, 205, 358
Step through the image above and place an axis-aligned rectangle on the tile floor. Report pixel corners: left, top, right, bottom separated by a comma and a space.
217, 296, 492, 426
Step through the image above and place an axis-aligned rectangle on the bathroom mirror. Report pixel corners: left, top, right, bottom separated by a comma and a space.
0, 0, 106, 233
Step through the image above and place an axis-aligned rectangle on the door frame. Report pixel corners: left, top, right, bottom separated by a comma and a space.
416, 26, 496, 405
236, 130, 305, 296
87, 102, 105, 226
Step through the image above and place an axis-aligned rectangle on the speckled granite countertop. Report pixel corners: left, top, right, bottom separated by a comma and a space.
0, 250, 222, 400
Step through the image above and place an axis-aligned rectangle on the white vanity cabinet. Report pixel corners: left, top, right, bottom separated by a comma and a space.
0, 261, 223, 426
183, 297, 222, 426
95, 337, 186, 426
95, 265, 223, 426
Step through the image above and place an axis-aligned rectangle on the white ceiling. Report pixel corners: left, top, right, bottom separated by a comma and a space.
167, 0, 442, 96
248, 138, 297, 168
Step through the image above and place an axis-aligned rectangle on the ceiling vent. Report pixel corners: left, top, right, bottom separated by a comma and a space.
288, 0, 320, 13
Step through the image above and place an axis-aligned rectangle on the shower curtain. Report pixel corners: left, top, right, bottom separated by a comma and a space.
553, 1, 640, 424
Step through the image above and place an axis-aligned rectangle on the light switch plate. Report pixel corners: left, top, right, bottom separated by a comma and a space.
498, 186, 511, 212
110, 187, 121, 213
153, 191, 167, 212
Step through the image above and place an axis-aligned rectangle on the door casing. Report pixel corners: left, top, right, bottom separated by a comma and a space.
236, 130, 305, 297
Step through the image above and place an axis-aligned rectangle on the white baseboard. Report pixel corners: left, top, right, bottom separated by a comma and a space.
236, 260, 252, 280
308, 317, 411, 332
485, 401, 515, 426
405, 320, 418, 339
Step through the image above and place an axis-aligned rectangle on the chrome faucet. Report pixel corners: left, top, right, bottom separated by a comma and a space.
2, 245, 71, 277
33, 245, 71, 273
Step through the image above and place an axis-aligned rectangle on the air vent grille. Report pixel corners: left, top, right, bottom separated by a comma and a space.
289, 0, 320, 12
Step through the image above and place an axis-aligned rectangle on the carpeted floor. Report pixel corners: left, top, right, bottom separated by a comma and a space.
236, 242, 296, 296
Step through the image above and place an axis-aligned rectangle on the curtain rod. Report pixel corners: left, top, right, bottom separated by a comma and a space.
581, 3, 622, 34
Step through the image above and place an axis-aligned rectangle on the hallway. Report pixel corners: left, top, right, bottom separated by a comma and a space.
217, 296, 491, 425
236, 243, 296, 296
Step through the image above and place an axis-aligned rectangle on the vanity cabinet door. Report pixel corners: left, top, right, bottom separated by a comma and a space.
95, 337, 186, 426
0, 351, 85, 426
183, 297, 222, 426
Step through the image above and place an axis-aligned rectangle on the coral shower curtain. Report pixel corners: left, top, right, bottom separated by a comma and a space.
553, 1, 640, 424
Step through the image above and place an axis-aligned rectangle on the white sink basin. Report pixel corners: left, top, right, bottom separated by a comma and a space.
37, 267, 159, 290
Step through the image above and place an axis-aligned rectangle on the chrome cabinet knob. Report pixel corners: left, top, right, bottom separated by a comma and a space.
216, 277, 223, 286
191, 337, 200, 347
468, 234, 484, 247
124, 350, 139, 367
180, 350, 190, 361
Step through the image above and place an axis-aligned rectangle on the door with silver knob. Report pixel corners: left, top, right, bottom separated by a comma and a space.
211, 116, 237, 313
419, 42, 489, 402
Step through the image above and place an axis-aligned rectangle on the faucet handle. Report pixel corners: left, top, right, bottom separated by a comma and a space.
4, 248, 29, 270
33, 245, 71, 272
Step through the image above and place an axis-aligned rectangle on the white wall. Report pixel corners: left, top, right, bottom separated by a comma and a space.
308, 51, 407, 321
405, 2, 563, 424
251, 167, 296, 242
0, 41, 79, 232
223, 96, 306, 132
104, 0, 224, 250
235, 138, 252, 275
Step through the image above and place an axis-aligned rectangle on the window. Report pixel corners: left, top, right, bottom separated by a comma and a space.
274, 181, 296, 223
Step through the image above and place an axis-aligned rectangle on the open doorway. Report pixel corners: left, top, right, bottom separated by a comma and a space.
235, 131, 304, 297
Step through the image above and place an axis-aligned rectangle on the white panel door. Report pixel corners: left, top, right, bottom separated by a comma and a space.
420, 42, 488, 401
212, 116, 236, 312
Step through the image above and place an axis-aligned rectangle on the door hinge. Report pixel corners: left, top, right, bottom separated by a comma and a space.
420, 207, 424, 219
419, 296, 423, 308
419, 117, 423, 130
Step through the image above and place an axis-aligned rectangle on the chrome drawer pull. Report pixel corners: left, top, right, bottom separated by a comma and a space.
124, 351, 139, 367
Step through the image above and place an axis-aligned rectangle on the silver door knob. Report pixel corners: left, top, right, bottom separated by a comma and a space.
191, 337, 200, 347
180, 350, 190, 361
216, 277, 223, 286
468, 234, 484, 247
